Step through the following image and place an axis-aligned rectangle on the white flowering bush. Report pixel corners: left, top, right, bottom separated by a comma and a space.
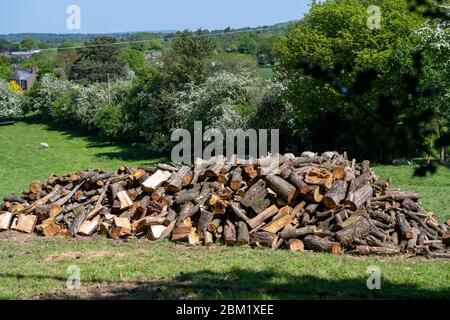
75, 82, 109, 128
0, 80, 25, 120
416, 15, 450, 66
76, 80, 131, 129
33, 73, 75, 120
253, 79, 294, 130
33, 73, 132, 136
172, 70, 266, 131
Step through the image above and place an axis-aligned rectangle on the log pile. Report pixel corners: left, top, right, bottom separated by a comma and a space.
1, 152, 449, 258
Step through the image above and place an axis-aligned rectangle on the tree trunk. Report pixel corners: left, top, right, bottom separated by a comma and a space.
335, 215, 372, 247
303, 235, 341, 254
224, 219, 237, 245
345, 184, 373, 211
265, 175, 297, 202
280, 225, 317, 239
323, 180, 347, 209
237, 221, 250, 245
247, 205, 278, 229
439, 147, 446, 164
241, 179, 270, 214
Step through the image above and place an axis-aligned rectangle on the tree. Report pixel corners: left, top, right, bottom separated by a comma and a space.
162, 30, 216, 89
212, 53, 258, 75
256, 34, 278, 65
56, 41, 80, 73
237, 33, 259, 55
416, 14, 450, 163
120, 48, 149, 75
19, 38, 39, 50
0, 80, 24, 120
0, 57, 11, 79
124, 32, 166, 51
172, 71, 266, 132
276, 0, 425, 161
21, 51, 58, 75
0, 39, 10, 51
69, 36, 127, 84
94, 103, 125, 140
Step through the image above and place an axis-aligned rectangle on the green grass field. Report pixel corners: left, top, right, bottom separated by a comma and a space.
0, 120, 449, 300
0, 120, 166, 199
258, 67, 274, 80
1, 234, 449, 300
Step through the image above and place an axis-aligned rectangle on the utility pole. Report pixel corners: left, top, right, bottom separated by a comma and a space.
107, 73, 111, 106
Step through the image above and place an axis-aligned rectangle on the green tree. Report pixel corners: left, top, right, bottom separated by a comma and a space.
276, 0, 425, 161
162, 30, 216, 89
0, 57, 11, 79
69, 36, 127, 84
125, 32, 166, 51
120, 48, 149, 75
212, 53, 258, 75
21, 51, 58, 75
416, 16, 450, 163
237, 33, 259, 55
94, 103, 124, 140
19, 38, 39, 50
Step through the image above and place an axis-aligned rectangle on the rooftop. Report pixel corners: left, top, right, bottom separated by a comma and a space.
9, 69, 36, 81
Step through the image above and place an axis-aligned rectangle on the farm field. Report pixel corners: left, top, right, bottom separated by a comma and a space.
1, 120, 449, 220
0, 232, 449, 300
0, 121, 449, 300
0, 119, 167, 199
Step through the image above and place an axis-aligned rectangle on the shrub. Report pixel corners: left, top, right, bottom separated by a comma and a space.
33, 73, 74, 120
94, 102, 124, 139
0, 80, 25, 120
172, 70, 266, 132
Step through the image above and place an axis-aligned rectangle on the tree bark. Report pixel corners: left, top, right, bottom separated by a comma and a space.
166, 166, 192, 193
352, 245, 400, 255
241, 179, 270, 214
335, 215, 372, 247
303, 235, 341, 254
323, 180, 347, 209
247, 205, 278, 229
224, 219, 237, 245
197, 209, 214, 237
345, 184, 372, 211
280, 225, 317, 239
237, 221, 250, 245
265, 175, 297, 202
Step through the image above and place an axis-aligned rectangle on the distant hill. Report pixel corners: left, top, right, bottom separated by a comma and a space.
0, 31, 177, 44
0, 22, 293, 45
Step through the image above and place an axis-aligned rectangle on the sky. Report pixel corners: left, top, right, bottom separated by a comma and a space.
0, 0, 312, 34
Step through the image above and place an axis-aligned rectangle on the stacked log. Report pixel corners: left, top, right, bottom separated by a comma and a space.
0, 152, 449, 258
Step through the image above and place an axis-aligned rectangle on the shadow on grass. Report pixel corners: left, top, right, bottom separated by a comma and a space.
2, 268, 449, 300
22, 116, 168, 164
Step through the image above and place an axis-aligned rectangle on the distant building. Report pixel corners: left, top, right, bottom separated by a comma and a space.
10, 49, 42, 60
0, 47, 9, 57
9, 68, 38, 90
144, 52, 162, 60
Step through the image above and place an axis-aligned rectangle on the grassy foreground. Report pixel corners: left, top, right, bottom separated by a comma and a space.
1, 120, 449, 220
0, 120, 166, 198
0, 120, 449, 300
0, 233, 449, 300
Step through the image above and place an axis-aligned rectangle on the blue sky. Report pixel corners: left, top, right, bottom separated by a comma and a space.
0, 0, 312, 34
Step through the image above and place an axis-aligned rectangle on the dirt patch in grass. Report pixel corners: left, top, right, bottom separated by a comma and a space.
43, 250, 116, 262
35, 279, 176, 300
0, 230, 41, 242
